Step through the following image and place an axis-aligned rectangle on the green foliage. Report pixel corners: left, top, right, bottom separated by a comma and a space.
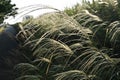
64, 0, 120, 57
13, 12, 120, 80
64, 0, 120, 22
64, 3, 82, 16
0, 0, 17, 23
15, 75, 41, 80
54, 70, 95, 80
2, 0, 119, 80
81, 0, 120, 22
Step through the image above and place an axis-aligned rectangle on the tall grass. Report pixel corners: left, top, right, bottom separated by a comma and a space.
14, 11, 120, 80
1, 0, 120, 80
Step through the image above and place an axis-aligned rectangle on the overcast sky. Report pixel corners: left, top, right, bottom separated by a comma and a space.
12, 0, 81, 10
5, 0, 91, 24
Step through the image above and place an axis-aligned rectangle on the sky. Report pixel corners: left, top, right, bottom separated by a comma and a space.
5, 0, 91, 24
12, 0, 81, 10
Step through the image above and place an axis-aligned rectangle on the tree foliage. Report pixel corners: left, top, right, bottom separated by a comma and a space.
0, 0, 17, 23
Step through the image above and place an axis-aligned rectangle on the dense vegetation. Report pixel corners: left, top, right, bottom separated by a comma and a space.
1, 0, 120, 80
0, 0, 17, 23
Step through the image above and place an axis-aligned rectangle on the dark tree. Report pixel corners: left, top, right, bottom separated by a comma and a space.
0, 0, 17, 23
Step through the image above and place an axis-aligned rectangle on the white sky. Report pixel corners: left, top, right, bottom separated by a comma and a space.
12, 0, 82, 10
5, 0, 91, 24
